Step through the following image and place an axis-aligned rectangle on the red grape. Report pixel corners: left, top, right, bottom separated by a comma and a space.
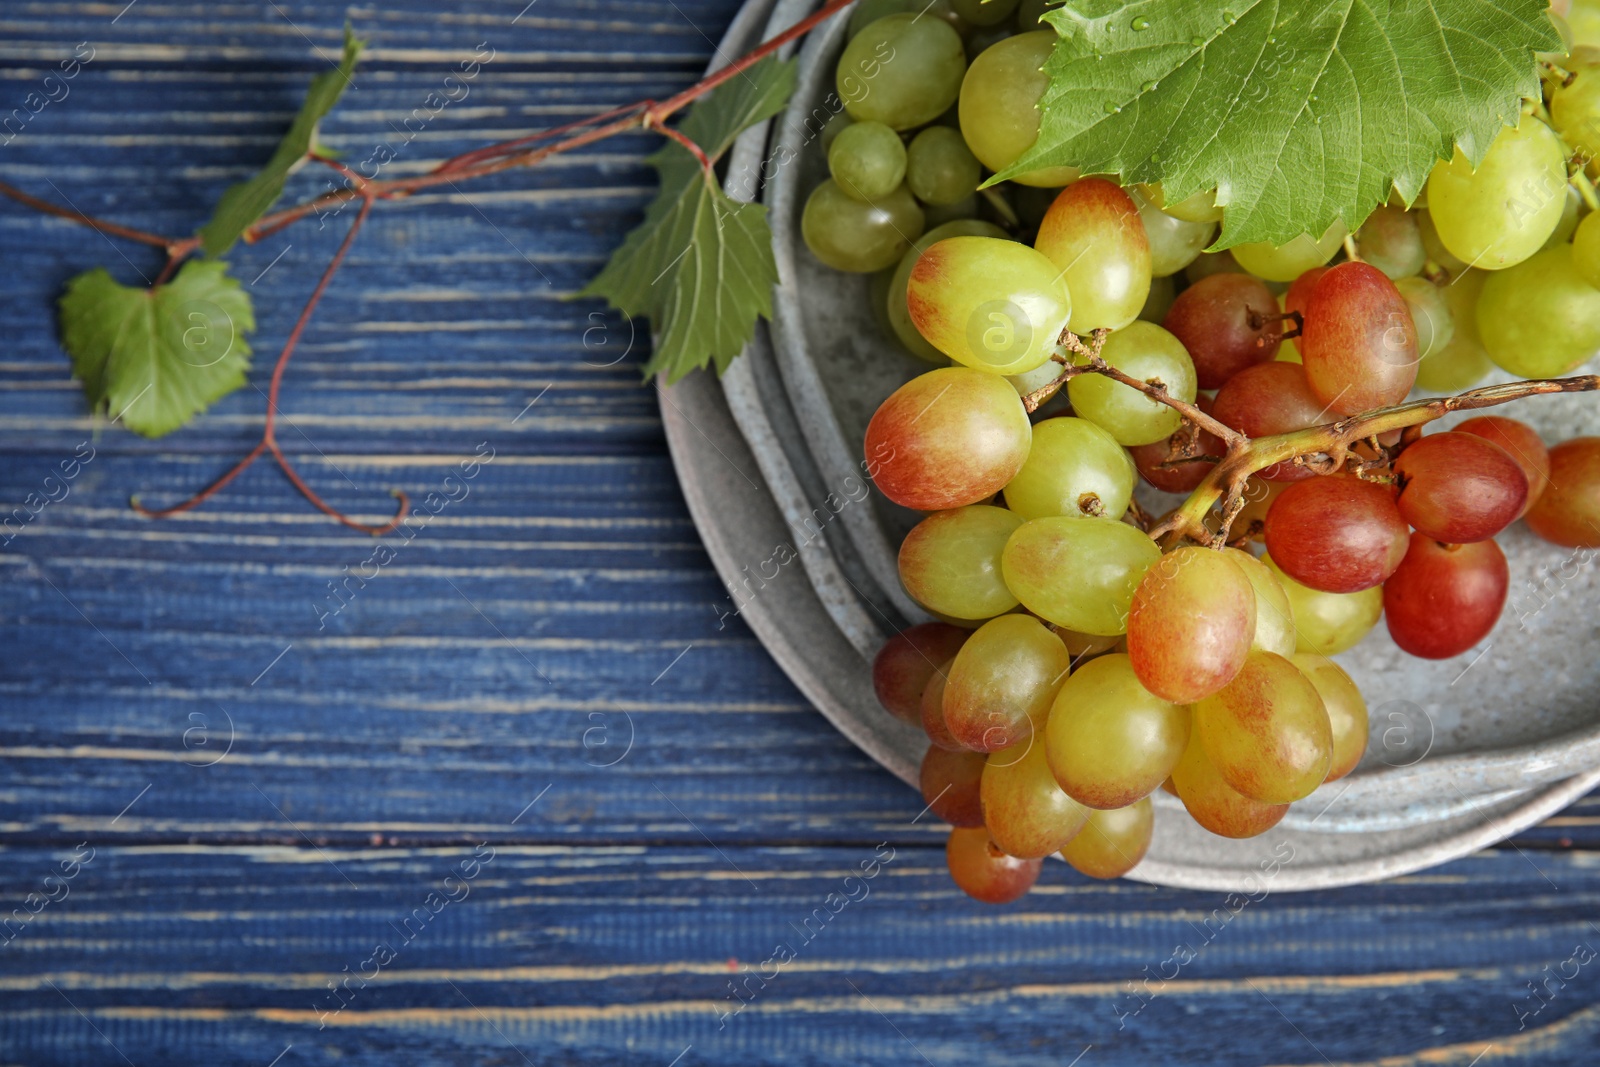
1263, 476, 1410, 592
872, 623, 969, 723
1283, 266, 1327, 333
945, 827, 1041, 904
864, 367, 1032, 511
1455, 415, 1550, 516
1525, 437, 1600, 548
1300, 262, 1418, 416
1383, 534, 1509, 659
920, 658, 966, 751
1393, 432, 1528, 543
1161, 273, 1282, 388
920, 746, 986, 828
1129, 393, 1224, 493
1210, 362, 1330, 481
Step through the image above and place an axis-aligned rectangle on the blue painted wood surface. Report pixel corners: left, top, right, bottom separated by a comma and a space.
1, 3, 1599, 1065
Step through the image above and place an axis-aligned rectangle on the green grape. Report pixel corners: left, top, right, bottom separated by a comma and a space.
828, 120, 907, 202
1394, 276, 1455, 363
802, 179, 924, 272
1126, 546, 1256, 704
952, 0, 1020, 25
1066, 322, 1197, 446
959, 32, 1080, 187
1417, 209, 1470, 276
1035, 178, 1153, 331
1130, 187, 1216, 278
1425, 115, 1568, 270
1045, 653, 1189, 809
1291, 653, 1368, 783
906, 235, 1071, 374
1552, 54, 1600, 175
905, 126, 982, 206
1139, 274, 1177, 323
1415, 268, 1490, 391
1001, 516, 1163, 635
1060, 798, 1153, 879
1573, 211, 1600, 288
980, 731, 1089, 859
1231, 222, 1347, 282
1542, 185, 1583, 251
1261, 552, 1382, 656
1225, 547, 1296, 658
1170, 729, 1288, 839
898, 505, 1023, 620
1355, 206, 1426, 279
1478, 246, 1600, 377
888, 219, 1008, 361
1002, 416, 1134, 520
839, 14, 967, 130
1194, 649, 1332, 804
923, 192, 980, 228
819, 110, 853, 152
1137, 183, 1225, 224
944, 614, 1072, 751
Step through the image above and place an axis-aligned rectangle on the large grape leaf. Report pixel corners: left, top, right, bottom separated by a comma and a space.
580, 56, 796, 383
1002, 0, 1560, 247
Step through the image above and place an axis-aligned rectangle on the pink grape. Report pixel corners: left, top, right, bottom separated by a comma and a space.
1193, 650, 1332, 804
1300, 261, 1418, 416
1161, 273, 1282, 388
921, 746, 987, 828
1170, 730, 1289, 839
920, 658, 966, 751
1526, 438, 1600, 548
872, 623, 969, 723
1126, 546, 1257, 703
1455, 416, 1550, 517
1210, 362, 1330, 481
1264, 476, 1410, 593
1383, 534, 1509, 659
1393, 432, 1528, 543
946, 826, 1041, 903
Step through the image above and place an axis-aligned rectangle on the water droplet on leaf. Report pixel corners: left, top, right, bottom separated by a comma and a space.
1131, 16, 1150, 30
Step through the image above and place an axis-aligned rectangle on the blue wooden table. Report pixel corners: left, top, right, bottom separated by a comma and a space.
2, 4, 1599, 1064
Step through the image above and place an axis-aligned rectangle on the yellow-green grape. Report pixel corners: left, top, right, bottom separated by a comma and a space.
1137, 182, 1225, 224
1425, 115, 1568, 270
1225, 547, 1295, 658
839, 14, 967, 130
897, 505, 1023, 620
1066, 322, 1197, 446
951, 0, 1020, 26
1002, 416, 1134, 520
906, 235, 1072, 374
1139, 274, 1177, 323
802, 179, 925, 272
1060, 798, 1154, 879
1231, 222, 1348, 282
1262, 552, 1382, 655
1291, 653, 1368, 783
1130, 186, 1217, 277
1035, 178, 1153, 331
1552, 53, 1600, 176
959, 31, 1080, 187
1394, 276, 1455, 362
1046, 653, 1189, 809
944, 614, 1071, 752
1194, 649, 1332, 804
905, 126, 982, 206
1170, 728, 1288, 839
828, 120, 907, 202
1417, 209, 1470, 276
1001, 516, 1163, 634
980, 734, 1088, 859
1542, 185, 1583, 251
1572, 0, 1600, 47
820, 110, 852, 152
888, 219, 1009, 362
1005, 358, 1064, 400
1479, 245, 1600, 377
1185, 249, 1244, 285
1415, 268, 1490, 391
1573, 211, 1600, 288
1355, 206, 1426, 279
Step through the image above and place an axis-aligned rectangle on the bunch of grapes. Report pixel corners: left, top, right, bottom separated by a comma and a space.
805, 0, 1600, 903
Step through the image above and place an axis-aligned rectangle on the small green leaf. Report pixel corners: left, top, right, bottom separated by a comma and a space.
1005, 0, 1560, 248
581, 56, 797, 383
59, 261, 256, 438
198, 24, 364, 257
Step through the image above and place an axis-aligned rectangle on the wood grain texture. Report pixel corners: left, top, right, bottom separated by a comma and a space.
1, 2, 1598, 1064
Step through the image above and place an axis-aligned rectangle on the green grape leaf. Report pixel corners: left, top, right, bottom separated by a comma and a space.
59, 261, 256, 438
1003, 0, 1561, 248
198, 24, 364, 257
580, 56, 797, 383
